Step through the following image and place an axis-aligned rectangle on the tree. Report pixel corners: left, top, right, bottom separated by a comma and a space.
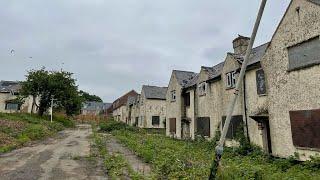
21, 68, 82, 116
79, 90, 103, 102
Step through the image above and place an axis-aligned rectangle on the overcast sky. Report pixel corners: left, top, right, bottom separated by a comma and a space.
0, 0, 290, 102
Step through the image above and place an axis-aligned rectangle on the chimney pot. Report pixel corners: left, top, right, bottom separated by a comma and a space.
233, 35, 250, 55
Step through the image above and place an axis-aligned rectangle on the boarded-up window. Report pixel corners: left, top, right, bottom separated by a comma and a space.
169, 118, 176, 133
288, 36, 320, 71
256, 69, 266, 95
222, 116, 243, 139
289, 109, 320, 149
196, 117, 210, 137
152, 116, 160, 126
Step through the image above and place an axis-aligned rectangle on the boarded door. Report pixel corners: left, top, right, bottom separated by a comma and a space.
169, 118, 176, 133
290, 109, 320, 149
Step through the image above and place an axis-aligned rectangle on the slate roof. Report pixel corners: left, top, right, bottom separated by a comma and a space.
231, 42, 270, 66
183, 74, 199, 88
127, 95, 139, 105
142, 85, 167, 100
0, 81, 21, 93
208, 62, 225, 80
112, 90, 139, 110
308, 0, 320, 5
82, 102, 112, 112
173, 70, 197, 87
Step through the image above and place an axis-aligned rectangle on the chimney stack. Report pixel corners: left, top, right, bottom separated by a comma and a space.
233, 35, 250, 55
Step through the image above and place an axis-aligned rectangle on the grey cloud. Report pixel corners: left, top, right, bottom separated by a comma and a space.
0, 0, 290, 102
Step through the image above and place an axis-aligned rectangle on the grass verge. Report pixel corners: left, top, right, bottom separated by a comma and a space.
0, 113, 75, 154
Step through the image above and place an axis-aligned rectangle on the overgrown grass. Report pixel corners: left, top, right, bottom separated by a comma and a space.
99, 120, 320, 179
0, 113, 75, 153
92, 128, 146, 179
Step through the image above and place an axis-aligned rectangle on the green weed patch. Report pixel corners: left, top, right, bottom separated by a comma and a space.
99, 121, 320, 179
0, 113, 75, 154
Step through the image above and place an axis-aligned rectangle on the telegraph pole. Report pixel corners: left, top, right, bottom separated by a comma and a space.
50, 97, 54, 123
209, 0, 268, 179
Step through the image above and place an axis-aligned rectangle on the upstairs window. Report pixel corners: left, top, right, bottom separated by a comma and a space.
198, 82, 207, 96
226, 71, 237, 89
256, 69, 267, 95
288, 36, 320, 71
171, 90, 176, 102
184, 92, 190, 106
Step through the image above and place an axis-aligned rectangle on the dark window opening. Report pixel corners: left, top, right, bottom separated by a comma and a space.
5, 103, 20, 111
221, 115, 243, 139
184, 92, 190, 106
196, 117, 210, 137
152, 116, 160, 126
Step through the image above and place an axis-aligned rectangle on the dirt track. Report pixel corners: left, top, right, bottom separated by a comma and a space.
0, 124, 107, 180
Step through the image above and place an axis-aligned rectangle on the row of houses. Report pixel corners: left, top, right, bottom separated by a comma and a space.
107, 85, 167, 129
108, 0, 320, 160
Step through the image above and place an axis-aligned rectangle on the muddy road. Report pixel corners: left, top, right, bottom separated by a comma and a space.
0, 124, 107, 180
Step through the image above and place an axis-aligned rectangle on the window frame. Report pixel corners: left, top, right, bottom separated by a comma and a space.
152, 116, 160, 126
256, 68, 267, 96
198, 82, 207, 96
226, 71, 237, 89
171, 90, 176, 102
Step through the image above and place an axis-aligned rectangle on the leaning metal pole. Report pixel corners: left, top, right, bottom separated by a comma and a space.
209, 0, 267, 179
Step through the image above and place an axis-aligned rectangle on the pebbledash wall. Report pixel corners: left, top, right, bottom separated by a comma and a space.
139, 98, 166, 129
166, 72, 183, 138
261, 0, 320, 160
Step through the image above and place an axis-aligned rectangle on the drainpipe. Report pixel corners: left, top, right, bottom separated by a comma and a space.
243, 74, 250, 143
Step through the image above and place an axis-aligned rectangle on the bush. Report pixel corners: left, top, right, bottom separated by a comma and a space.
53, 115, 75, 128
99, 120, 129, 132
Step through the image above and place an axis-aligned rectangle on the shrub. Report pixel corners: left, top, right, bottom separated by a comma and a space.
53, 115, 75, 128
99, 120, 136, 132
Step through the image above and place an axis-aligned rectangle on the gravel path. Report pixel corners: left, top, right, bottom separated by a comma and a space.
105, 134, 151, 176
0, 124, 107, 180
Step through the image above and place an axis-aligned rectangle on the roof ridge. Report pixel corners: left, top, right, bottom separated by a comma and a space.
173, 69, 196, 74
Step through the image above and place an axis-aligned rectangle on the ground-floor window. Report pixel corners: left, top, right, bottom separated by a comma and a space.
196, 117, 210, 137
221, 115, 243, 139
140, 116, 144, 126
290, 109, 320, 149
169, 118, 176, 133
5, 103, 20, 111
152, 116, 160, 126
